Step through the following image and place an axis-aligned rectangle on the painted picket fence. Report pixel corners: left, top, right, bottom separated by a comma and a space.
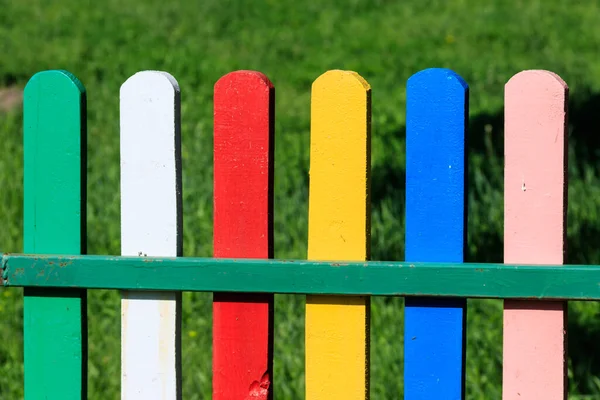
2, 66, 580, 400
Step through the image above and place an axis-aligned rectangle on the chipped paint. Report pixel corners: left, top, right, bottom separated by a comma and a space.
245, 371, 270, 400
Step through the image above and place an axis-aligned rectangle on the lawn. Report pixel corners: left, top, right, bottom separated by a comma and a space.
2, 0, 600, 398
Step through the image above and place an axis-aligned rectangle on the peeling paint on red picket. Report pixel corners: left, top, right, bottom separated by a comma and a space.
212, 70, 275, 400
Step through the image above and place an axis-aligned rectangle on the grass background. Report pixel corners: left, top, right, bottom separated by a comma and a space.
2, 0, 600, 398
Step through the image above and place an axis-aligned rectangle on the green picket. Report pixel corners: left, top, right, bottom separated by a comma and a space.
23, 70, 87, 400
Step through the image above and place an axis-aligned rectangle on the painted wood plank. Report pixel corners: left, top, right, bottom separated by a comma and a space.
212, 70, 275, 400
120, 71, 182, 400
503, 70, 568, 400
7, 255, 600, 300
404, 68, 468, 399
23, 70, 87, 400
305, 70, 371, 400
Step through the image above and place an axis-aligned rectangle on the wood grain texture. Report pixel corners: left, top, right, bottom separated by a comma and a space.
6, 255, 600, 300
503, 70, 568, 400
120, 71, 182, 400
212, 70, 274, 400
306, 70, 371, 400
404, 68, 468, 400
23, 70, 87, 400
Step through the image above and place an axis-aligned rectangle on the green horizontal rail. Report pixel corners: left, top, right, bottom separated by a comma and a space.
2, 253, 600, 300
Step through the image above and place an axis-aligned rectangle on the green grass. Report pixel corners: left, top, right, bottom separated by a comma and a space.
2, 0, 600, 398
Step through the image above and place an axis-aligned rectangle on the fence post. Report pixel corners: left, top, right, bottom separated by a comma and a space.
212, 70, 275, 400
305, 70, 371, 400
403, 68, 468, 399
120, 71, 183, 399
23, 70, 87, 399
503, 70, 568, 400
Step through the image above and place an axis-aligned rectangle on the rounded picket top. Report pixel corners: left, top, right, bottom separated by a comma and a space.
120, 70, 180, 100
310, 69, 371, 146
213, 70, 274, 146
312, 69, 371, 93
24, 69, 86, 98
23, 71, 86, 137
407, 68, 468, 95
119, 70, 181, 152
506, 69, 568, 93
504, 69, 568, 144
215, 70, 274, 93
408, 67, 468, 88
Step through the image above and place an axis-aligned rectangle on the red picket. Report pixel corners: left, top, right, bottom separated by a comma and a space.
212, 70, 275, 400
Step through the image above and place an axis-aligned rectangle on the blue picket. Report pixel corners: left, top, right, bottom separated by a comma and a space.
404, 68, 469, 400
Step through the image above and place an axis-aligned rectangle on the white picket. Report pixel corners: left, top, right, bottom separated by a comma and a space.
120, 71, 182, 400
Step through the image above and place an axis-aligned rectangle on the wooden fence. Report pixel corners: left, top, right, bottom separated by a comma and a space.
1, 67, 585, 399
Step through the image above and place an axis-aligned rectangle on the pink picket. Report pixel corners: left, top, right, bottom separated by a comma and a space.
503, 70, 568, 400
